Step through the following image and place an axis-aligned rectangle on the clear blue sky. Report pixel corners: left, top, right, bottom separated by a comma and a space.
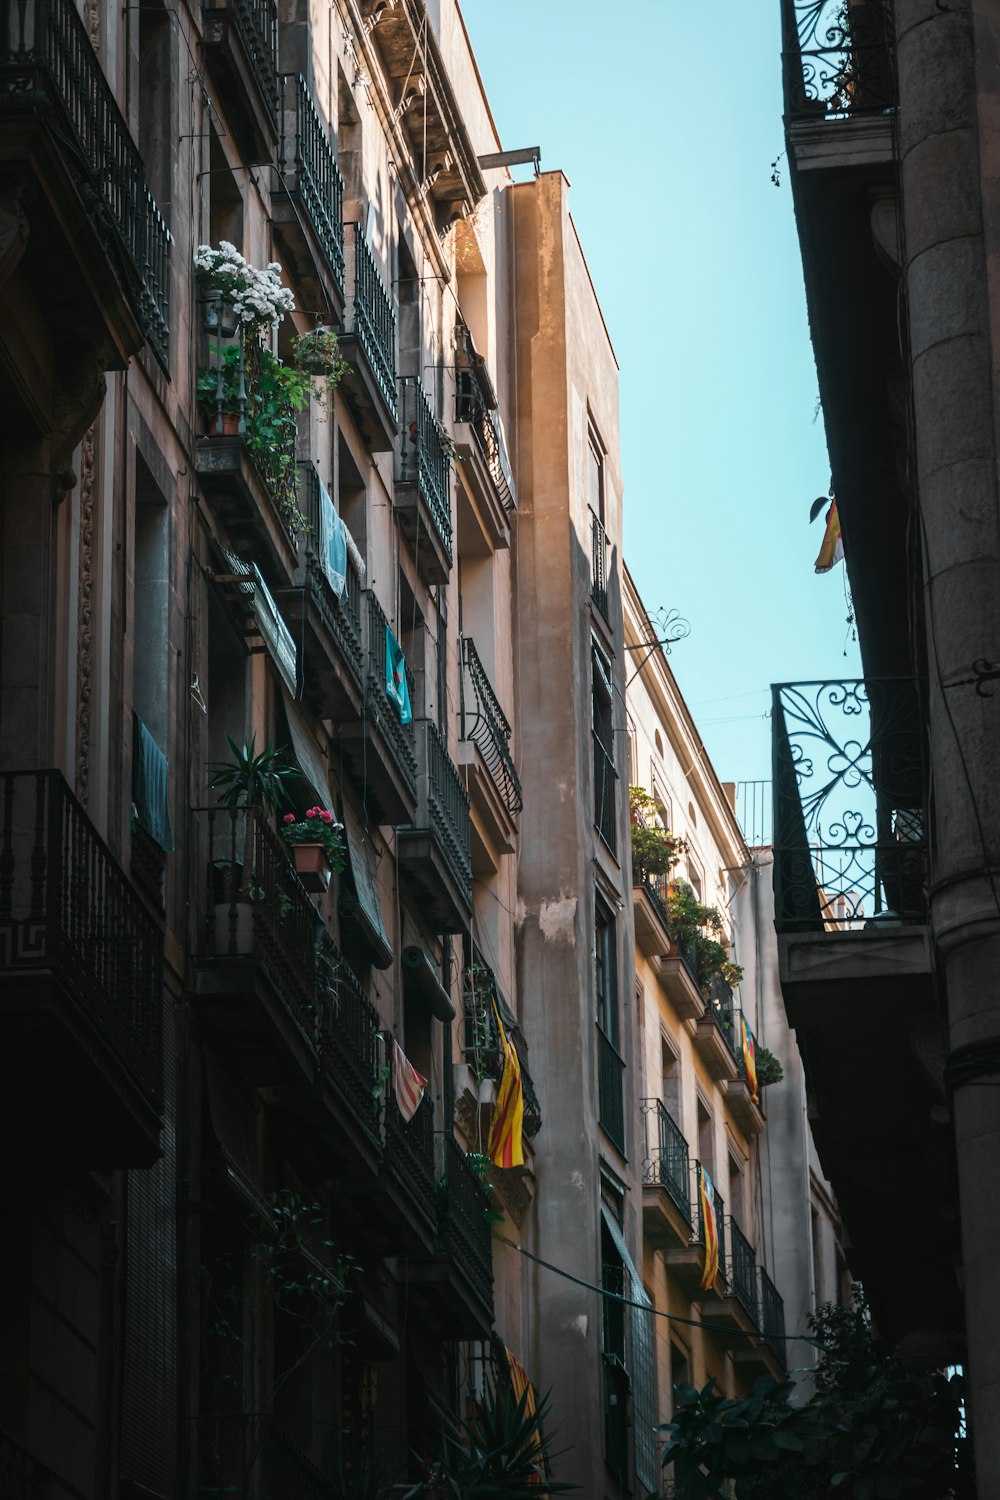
461, 0, 860, 787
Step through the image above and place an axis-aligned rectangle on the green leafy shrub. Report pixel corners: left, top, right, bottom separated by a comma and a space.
629, 786, 689, 875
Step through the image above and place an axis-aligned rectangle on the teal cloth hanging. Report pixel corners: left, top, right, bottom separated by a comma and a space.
385, 625, 412, 725
133, 714, 175, 852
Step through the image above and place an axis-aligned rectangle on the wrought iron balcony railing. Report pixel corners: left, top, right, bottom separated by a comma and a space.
640, 1098, 691, 1221
590, 509, 609, 616
315, 935, 381, 1142
637, 867, 701, 985
0, 0, 171, 363
455, 350, 516, 513
401, 377, 453, 563
347, 223, 397, 418
441, 1135, 494, 1313
695, 1165, 727, 1283
0, 769, 163, 1108
781, 0, 896, 121
363, 590, 417, 799
196, 1413, 337, 1497
299, 463, 363, 682
772, 678, 927, 932
279, 74, 345, 290
411, 717, 472, 903
229, 0, 278, 121
385, 1089, 436, 1217
760, 1266, 787, 1368
727, 1216, 759, 1324
593, 731, 617, 854
195, 804, 318, 1037
597, 1024, 625, 1152
459, 636, 523, 817
462, 960, 542, 1139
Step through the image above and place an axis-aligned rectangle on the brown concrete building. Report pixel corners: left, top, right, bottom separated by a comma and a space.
779, 0, 1000, 1492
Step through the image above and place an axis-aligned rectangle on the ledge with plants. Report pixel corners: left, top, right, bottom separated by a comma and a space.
664, 878, 744, 994
281, 806, 345, 893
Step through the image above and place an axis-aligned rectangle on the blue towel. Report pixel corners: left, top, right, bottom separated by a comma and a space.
134, 715, 175, 852
385, 626, 412, 725
318, 477, 347, 600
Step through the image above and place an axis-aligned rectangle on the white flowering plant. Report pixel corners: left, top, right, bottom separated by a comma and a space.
194, 242, 295, 329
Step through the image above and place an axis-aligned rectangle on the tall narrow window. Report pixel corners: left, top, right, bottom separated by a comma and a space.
600, 1198, 628, 1486
592, 644, 616, 852
661, 1035, 681, 1126
587, 427, 605, 526
209, 127, 244, 250
596, 898, 625, 1150
138, 0, 172, 212
697, 1097, 714, 1178
595, 900, 618, 1045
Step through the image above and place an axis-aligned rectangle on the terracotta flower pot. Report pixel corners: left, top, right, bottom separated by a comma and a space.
203, 410, 240, 437
291, 842, 331, 893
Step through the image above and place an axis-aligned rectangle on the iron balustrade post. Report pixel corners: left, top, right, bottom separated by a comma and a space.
401, 377, 453, 562
458, 636, 523, 816
727, 1217, 760, 1324
421, 718, 471, 898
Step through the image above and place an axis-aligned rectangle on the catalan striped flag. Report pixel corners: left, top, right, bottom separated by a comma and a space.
740, 1013, 759, 1105
488, 1003, 525, 1169
699, 1165, 720, 1294
504, 1347, 542, 1480
392, 1038, 426, 1123
814, 498, 844, 573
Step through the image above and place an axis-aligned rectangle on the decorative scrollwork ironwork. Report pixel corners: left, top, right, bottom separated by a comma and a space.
772, 678, 926, 931
782, 0, 896, 120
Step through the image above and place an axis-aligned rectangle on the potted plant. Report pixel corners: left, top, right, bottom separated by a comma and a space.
280, 806, 345, 892
666, 879, 745, 992
243, 344, 312, 532
629, 786, 689, 876
292, 326, 349, 410
207, 736, 302, 949
755, 1046, 784, 1088
197, 343, 243, 435
194, 242, 295, 333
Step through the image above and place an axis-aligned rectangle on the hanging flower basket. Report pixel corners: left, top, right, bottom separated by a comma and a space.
290, 842, 332, 893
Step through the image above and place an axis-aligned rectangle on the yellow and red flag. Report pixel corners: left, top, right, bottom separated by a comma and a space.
392, 1038, 427, 1122
814, 498, 844, 573
505, 1347, 543, 1482
740, 1013, 759, 1105
699, 1165, 720, 1293
488, 1004, 525, 1169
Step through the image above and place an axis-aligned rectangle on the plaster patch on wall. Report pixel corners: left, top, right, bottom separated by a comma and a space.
514, 897, 528, 930
569, 1170, 584, 1191
538, 894, 577, 945
568, 1314, 588, 1339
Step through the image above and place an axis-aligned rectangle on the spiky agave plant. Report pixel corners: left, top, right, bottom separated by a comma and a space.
404, 1381, 578, 1498
208, 734, 301, 814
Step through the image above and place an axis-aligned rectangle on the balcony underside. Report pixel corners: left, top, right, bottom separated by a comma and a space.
394, 480, 451, 586
397, 827, 472, 934
692, 1015, 737, 1081
779, 926, 962, 1354
642, 1182, 692, 1253
331, 714, 417, 827
731, 1339, 785, 1383
663, 1243, 709, 1297
202, 7, 277, 165
276, 583, 363, 722
723, 1078, 765, 1137
699, 1294, 758, 1338
459, 742, 516, 858
455, 432, 510, 551
190, 954, 317, 1087
402, 1252, 494, 1339
195, 437, 299, 585
338, 331, 397, 452
654, 952, 705, 1021
0, 971, 161, 1167
266, 1069, 383, 1181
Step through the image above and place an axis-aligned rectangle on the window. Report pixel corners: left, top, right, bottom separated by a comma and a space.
654, 728, 664, 760
587, 427, 605, 525
596, 900, 618, 1044
596, 898, 625, 1150
728, 1149, 746, 1225
661, 1034, 681, 1126
669, 1341, 690, 1417
600, 1214, 628, 1485
697, 1096, 714, 1178
208, 127, 243, 250
592, 645, 616, 852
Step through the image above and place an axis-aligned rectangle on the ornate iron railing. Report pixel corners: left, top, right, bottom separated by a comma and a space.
597, 1024, 625, 1151
709, 977, 740, 1063
279, 73, 345, 290
385, 1089, 436, 1223
641, 1098, 691, 1221
415, 718, 472, 900
0, 0, 171, 363
195, 804, 318, 1038
0, 770, 163, 1108
441, 1135, 494, 1313
455, 354, 516, 513
347, 223, 397, 418
590, 509, 609, 615
196, 1413, 337, 1497
299, 463, 363, 684
772, 678, 926, 931
363, 591, 418, 799
640, 866, 701, 986
760, 1267, 787, 1368
401, 377, 453, 562
315, 935, 381, 1142
228, 0, 278, 121
463, 959, 542, 1139
727, 1217, 759, 1324
593, 732, 617, 854
781, 0, 896, 120
459, 636, 523, 817
696, 1165, 726, 1283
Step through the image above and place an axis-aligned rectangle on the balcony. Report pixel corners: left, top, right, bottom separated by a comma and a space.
196, 1413, 338, 1498
640, 1099, 692, 1251
273, 74, 345, 312
457, 960, 541, 1147
734, 1267, 788, 1380
329, 591, 417, 826
458, 636, 522, 852
194, 328, 302, 585
702, 1216, 760, 1335
202, 0, 279, 163
455, 325, 515, 548
340, 223, 397, 450
590, 510, 609, 617
781, 0, 895, 125
0, 0, 171, 426
0, 770, 163, 1166
597, 1024, 625, 1153
722, 1006, 766, 1137
397, 720, 472, 933
190, 805, 321, 1085
277, 465, 364, 722
693, 981, 740, 1083
382, 1092, 437, 1249
397, 377, 453, 585
404, 1135, 494, 1337
664, 1164, 726, 1296
771, 677, 954, 1344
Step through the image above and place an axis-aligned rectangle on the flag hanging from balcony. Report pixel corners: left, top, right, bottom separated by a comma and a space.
317, 477, 347, 600
504, 1347, 543, 1476
392, 1038, 426, 1122
699, 1165, 720, 1293
385, 625, 412, 725
814, 498, 844, 573
740, 1013, 759, 1105
488, 1002, 525, 1169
